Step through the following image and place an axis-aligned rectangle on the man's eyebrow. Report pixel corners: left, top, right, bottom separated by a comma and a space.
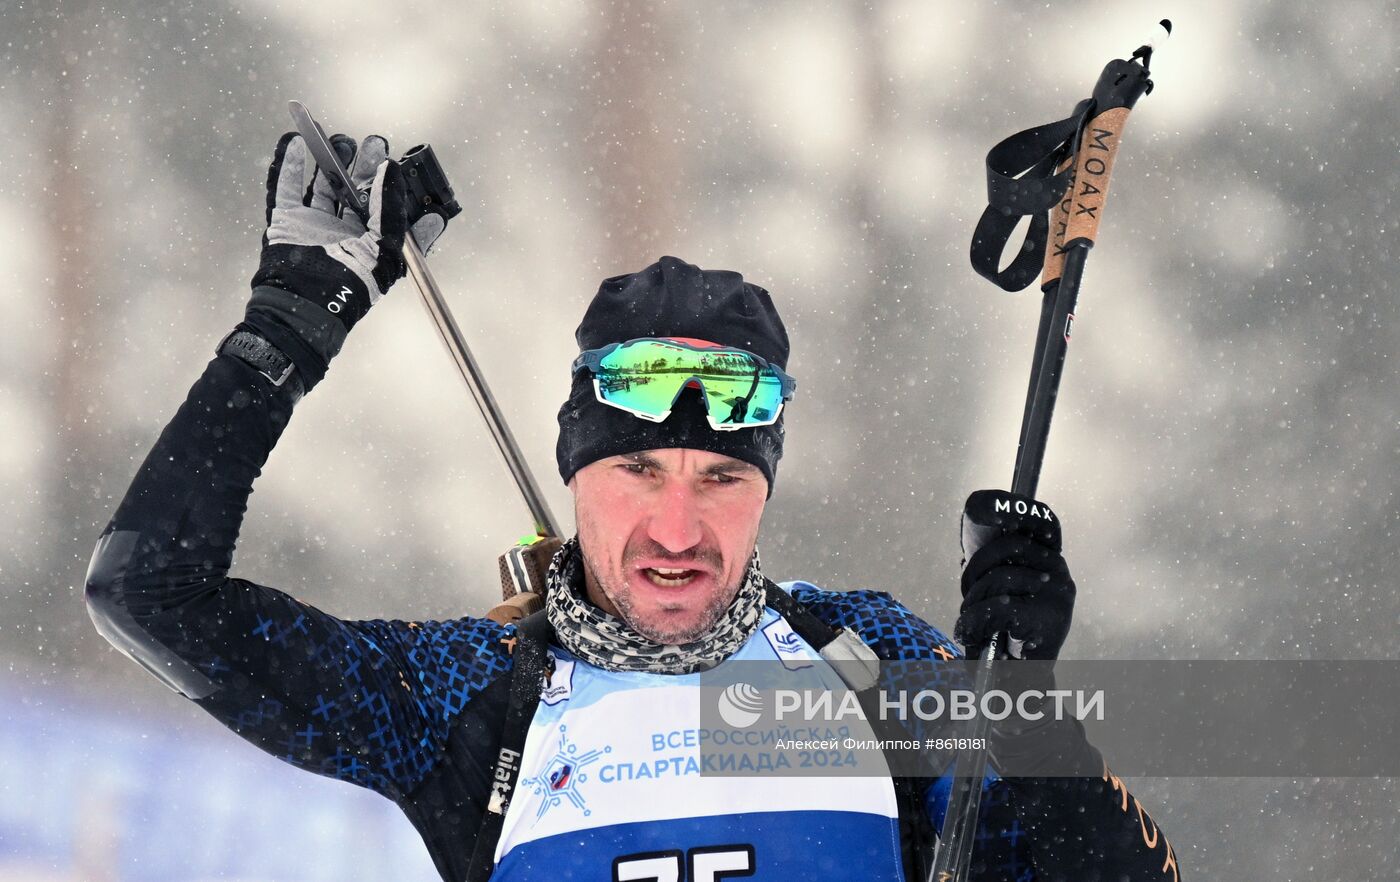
616, 453, 757, 476
703, 460, 760, 476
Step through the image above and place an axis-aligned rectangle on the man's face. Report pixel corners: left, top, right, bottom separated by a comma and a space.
570, 448, 768, 645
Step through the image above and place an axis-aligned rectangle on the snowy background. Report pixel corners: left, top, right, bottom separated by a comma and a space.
2, 0, 1397, 879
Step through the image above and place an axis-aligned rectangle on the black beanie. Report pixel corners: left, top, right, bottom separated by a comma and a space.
556, 256, 790, 495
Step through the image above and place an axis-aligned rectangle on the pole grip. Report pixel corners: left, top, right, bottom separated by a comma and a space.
1061, 105, 1135, 248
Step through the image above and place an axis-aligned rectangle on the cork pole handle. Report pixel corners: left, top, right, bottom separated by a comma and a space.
1062, 105, 1135, 248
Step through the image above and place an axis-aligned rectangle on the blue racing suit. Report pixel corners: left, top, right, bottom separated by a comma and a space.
86, 351, 1180, 881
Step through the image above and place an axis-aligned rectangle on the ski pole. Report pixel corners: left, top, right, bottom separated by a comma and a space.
288, 102, 563, 606
931, 22, 1170, 882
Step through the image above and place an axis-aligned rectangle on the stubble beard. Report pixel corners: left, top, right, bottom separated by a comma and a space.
580, 547, 742, 646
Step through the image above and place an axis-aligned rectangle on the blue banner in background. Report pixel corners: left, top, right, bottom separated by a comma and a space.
0, 678, 439, 882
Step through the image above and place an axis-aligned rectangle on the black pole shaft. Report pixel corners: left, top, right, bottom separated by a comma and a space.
1012, 281, 1059, 482
929, 241, 1091, 882
937, 31, 1164, 880
1014, 243, 1089, 497
288, 101, 562, 540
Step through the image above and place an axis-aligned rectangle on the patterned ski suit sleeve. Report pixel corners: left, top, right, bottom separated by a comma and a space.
790, 584, 1181, 882
85, 353, 515, 800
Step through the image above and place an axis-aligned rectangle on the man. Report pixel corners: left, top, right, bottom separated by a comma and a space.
86, 132, 1179, 881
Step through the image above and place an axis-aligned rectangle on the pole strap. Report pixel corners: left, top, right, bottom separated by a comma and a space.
969, 99, 1095, 292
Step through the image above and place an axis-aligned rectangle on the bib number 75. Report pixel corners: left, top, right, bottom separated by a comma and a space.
613, 845, 755, 882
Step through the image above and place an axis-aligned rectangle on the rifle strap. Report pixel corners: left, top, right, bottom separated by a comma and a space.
464, 610, 553, 882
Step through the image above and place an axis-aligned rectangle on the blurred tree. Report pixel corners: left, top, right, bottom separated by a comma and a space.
584, 0, 683, 272
1, 0, 292, 676
770, 1, 974, 604
1119, 0, 1400, 660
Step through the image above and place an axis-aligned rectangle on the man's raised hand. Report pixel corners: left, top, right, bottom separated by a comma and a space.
240, 132, 447, 390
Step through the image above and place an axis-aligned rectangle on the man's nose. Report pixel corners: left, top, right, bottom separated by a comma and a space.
645, 482, 704, 554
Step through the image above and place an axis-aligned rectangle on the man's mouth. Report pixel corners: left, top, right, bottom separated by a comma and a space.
642, 567, 701, 587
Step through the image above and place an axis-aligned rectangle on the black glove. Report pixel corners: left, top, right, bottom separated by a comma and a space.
238, 131, 445, 392
954, 489, 1075, 662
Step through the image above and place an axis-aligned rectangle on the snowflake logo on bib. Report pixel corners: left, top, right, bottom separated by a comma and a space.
522, 725, 612, 819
